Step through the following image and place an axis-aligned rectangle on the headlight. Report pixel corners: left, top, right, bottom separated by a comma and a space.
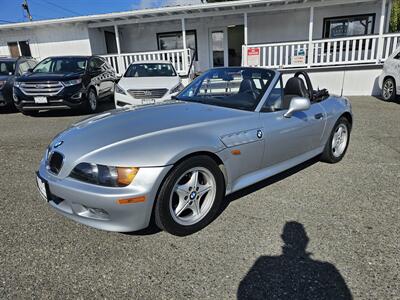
63, 78, 82, 87
115, 84, 126, 95
0, 80, 6, 89
169, 83, 184, 94
14, 81, 22, 88
70, 163, 139, 187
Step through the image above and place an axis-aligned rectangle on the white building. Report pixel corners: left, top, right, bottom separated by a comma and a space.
0, 0, 397, 96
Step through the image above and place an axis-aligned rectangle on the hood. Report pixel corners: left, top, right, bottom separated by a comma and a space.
50, 101, 254, 173
0, 75, 11, 81
17, 71, 83, 82
118, 76, 180, 90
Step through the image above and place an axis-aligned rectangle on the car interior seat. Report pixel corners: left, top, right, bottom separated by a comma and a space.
283, 77, 309, 109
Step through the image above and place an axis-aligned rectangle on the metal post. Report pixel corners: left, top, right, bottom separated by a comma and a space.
114, 24, 123, 73
244, 12, 248, 46
181, 18, 188, 74
377, 0, 387, 63
307, 6, 314, 68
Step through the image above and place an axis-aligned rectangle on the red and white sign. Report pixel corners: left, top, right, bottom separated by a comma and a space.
247, 47, 261, 66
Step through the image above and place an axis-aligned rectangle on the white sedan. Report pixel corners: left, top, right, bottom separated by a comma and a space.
114, 61, 184, 108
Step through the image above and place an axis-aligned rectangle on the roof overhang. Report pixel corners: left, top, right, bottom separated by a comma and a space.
0, 0, 379, 31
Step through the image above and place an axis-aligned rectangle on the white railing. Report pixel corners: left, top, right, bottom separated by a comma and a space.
101, 48, 194, 75
243, 33, 400, 69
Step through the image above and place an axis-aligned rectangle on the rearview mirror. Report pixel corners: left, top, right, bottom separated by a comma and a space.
284, 97, 311, 118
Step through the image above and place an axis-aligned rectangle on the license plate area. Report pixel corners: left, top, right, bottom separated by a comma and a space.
34, 96, 48, 104
142, 99, 155, 105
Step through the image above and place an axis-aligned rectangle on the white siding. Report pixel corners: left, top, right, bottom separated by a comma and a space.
0, 24, 91, 60
248, 2, 382, 44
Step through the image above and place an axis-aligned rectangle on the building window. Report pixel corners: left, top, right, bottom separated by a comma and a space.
323, 14, 375, 38
7, 41, 32, 58
157, 30, 197, 59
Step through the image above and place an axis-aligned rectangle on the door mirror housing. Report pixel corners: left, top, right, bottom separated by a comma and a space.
284, 97, 311, 118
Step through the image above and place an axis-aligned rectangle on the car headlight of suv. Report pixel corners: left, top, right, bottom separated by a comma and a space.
115, 84, 126, 95
63, 78, 82, 87
0, 80, 6, 89
169, 83, 184, 94
14, 81, 22, 88
70, 163, 139, 187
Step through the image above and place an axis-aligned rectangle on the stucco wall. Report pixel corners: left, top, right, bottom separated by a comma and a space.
282, 67, 383, 96
0, 24, 92, 60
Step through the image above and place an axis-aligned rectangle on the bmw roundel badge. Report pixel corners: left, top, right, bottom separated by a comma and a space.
257, 130, 263, 139
54, 141, 64, 148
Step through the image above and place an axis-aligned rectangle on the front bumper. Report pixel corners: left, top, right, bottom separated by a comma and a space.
114, 91, 175, 108
37, 159, 172, 232
13, 85, 86, 111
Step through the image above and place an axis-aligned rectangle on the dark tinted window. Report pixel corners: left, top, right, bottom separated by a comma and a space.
33, 57, 87, 73
177, 67, 275, 111
0, 61, 15, 75
89, 57, 104, 71
125, 63, 176, 77
323, 14, 375, 38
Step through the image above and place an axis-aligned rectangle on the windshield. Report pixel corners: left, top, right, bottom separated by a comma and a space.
33, 57, 87, 73
0, 61, 16, 75
176, 67, 275, 111
124, 63, 177, 77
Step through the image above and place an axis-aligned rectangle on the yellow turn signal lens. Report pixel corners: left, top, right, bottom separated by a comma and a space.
116, 167, 139, 187
117, 196, 146, 205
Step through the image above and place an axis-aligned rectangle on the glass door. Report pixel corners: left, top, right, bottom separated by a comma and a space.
210, 28, 228, 68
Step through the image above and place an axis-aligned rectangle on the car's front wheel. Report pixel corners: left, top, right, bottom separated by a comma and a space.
320, 117, 351, 163
154, 155, 225, 236
382, 77, 396, 101
85, 88, 98, 113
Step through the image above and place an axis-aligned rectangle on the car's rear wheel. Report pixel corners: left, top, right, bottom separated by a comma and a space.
320, 117, 351, 163
382, 77, 396, 101
154, 155, 225, 236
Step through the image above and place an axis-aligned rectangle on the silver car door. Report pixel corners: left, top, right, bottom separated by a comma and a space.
259, 80, 326, 168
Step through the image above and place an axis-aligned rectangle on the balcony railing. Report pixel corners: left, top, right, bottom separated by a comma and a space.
101, 48, 194, 76
242, 33, 400, 69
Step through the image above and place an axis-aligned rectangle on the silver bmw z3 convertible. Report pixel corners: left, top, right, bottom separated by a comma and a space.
36, 67, 352, 236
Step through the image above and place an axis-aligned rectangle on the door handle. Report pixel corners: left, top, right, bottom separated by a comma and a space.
314, 113, 324, 120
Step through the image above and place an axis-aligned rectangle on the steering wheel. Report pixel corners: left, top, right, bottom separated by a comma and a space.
294, 71, 314, 101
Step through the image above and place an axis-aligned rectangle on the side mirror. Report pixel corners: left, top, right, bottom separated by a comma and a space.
27, 68, 33, 73
284, 97, 311, 118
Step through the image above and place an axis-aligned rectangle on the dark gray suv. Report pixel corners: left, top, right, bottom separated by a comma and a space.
0, 57, 37, 111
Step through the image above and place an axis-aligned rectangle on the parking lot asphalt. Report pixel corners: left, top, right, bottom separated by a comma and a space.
0, 97, 399, 299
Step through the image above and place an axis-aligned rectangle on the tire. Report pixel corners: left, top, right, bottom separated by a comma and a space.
382, 77, 397, 101
320, 116, 351, 164
85, 88, 98, 113
154, 155, 225, 236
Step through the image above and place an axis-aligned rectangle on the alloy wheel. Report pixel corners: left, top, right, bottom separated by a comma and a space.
169, 167, 217, 226
332, 124, 349, 158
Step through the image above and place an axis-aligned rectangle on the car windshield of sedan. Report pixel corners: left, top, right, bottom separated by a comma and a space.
32, 57, 87, 73
124, 63, 177, 77
0, 61, 16, 75
176, 67, 275, 111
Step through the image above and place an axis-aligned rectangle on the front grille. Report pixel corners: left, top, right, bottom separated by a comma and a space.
20, 81, 64, 96
48, 152, 64, 175
128, 89, 168, 99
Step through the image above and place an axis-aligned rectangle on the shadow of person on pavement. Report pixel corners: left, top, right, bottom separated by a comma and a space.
237, 221, 352, 300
